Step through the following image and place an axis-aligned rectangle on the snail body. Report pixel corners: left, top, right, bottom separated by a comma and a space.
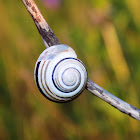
34, 44, 87, 102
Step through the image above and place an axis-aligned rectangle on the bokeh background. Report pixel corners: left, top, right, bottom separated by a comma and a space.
0, 0, 140, 139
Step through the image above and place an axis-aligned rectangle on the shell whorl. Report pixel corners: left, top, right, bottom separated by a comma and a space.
34, 44, 87, 102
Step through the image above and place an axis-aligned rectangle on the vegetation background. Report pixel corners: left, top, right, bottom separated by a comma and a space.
0, 0, 140, 139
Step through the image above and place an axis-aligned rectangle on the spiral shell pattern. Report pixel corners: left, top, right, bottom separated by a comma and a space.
34, 44, 87, 102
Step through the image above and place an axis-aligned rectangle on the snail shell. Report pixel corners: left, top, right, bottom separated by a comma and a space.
34, 44, 87, 102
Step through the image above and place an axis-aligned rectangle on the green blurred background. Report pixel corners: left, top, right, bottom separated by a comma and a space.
0, 0, 140, 139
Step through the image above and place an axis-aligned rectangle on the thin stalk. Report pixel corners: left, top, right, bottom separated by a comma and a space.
86, 79, 140, 121
22, 0, 60, 47
22, 0, 140, 121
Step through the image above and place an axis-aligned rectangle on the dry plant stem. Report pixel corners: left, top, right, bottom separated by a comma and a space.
86, 79, 140, 121
22, 0, 140, 121
22, 0, 60, 48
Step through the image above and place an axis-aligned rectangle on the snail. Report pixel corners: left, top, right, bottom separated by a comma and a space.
34, 44, 87, 103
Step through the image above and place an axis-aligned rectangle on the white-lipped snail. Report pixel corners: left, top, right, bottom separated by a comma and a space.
34, 44, 87, 103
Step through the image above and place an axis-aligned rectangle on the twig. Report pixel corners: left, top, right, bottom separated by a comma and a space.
22, 0, 140, 121
22, 0, 60, 48
86, 79, 140, 121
